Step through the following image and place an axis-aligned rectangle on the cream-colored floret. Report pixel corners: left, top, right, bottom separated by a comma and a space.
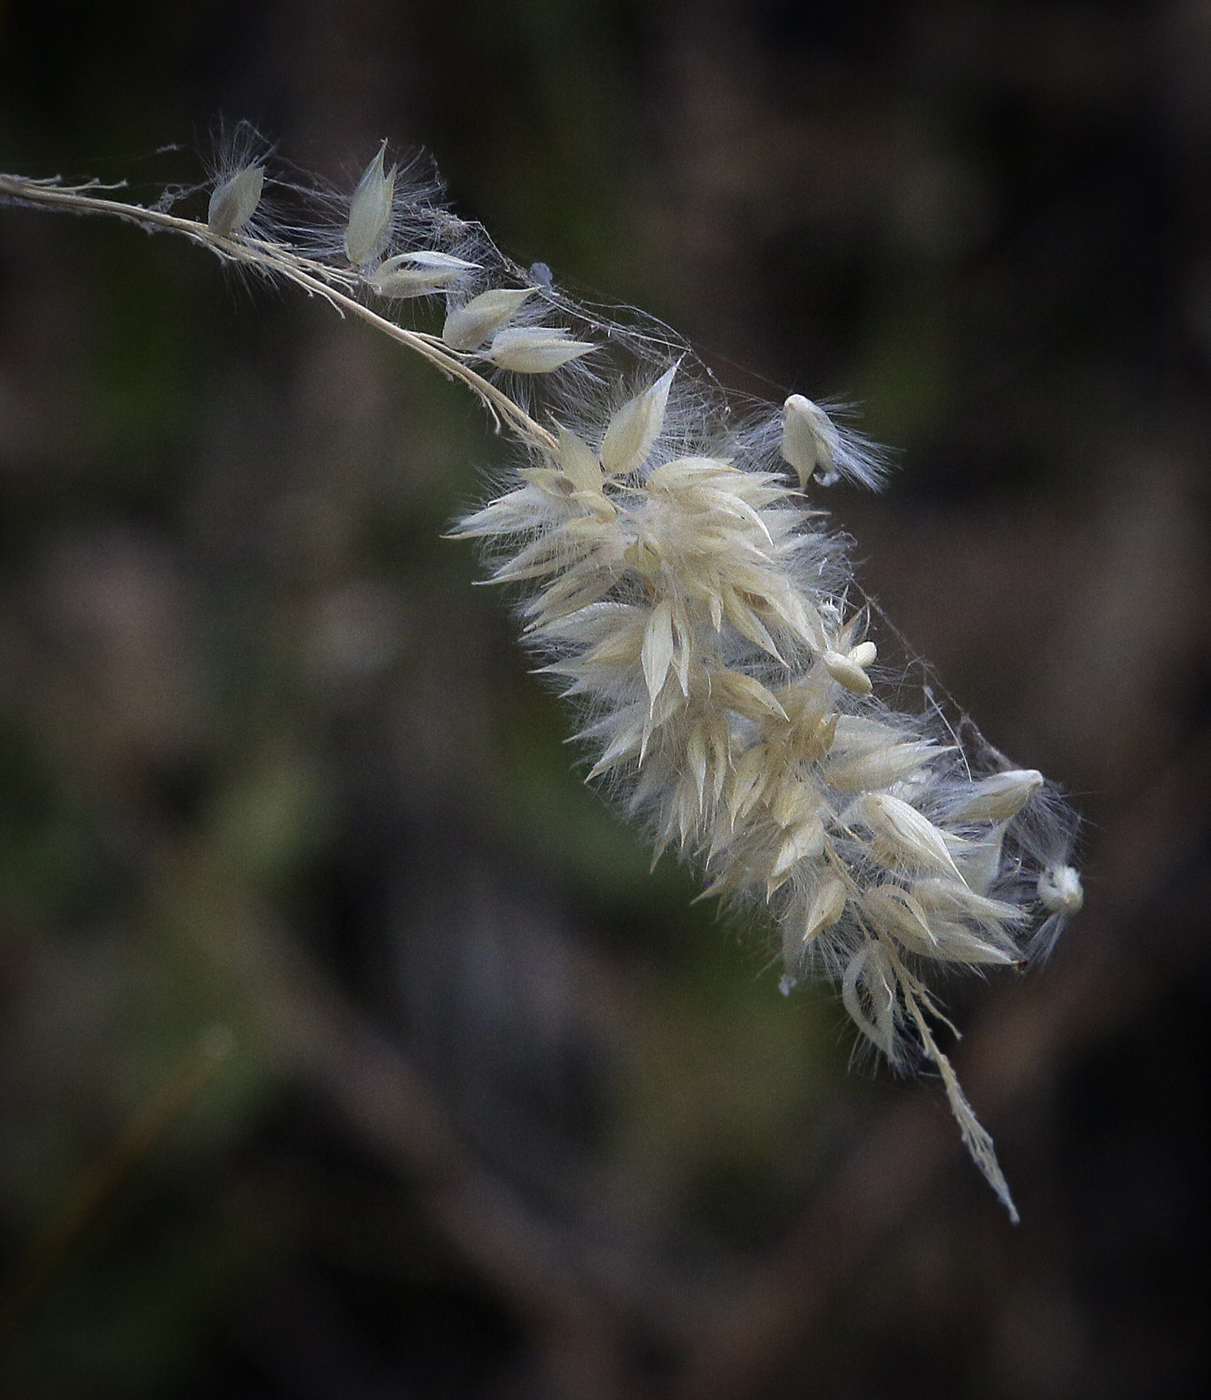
1038, 862, 1084, 913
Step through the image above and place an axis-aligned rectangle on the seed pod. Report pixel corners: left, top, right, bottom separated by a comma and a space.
640, 599, 676, 705
862, 884, 937, 955
555, 426, 603, 494
910, 877, 1022, 926
711, 670, 788, 722
803, 877, 848, 942
769, 818, 827, 887
826, 740, 937, 792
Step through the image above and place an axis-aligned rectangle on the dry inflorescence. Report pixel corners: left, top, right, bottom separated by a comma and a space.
0, 129, 1083, 1219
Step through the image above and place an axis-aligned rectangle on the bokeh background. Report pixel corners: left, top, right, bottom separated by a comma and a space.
0, 2, 1208, 1397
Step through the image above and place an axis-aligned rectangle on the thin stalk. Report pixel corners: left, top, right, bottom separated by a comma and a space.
0, 174, 556, 455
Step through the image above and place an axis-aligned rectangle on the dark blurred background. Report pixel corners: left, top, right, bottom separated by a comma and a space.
0, 2, 1207, 1397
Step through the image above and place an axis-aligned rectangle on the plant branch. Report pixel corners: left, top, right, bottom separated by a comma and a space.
0, 174, 557, 456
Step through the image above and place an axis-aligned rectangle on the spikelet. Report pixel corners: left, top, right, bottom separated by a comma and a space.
443, 288, 535, 350
782, 394, 889, 489
365, 250, 480, 298
207, 163, 264, 238
0, 133, 1084, 1218
345, 141, 396, 267
949, 768, 1045, 822
202, 120, 274, 242
602, 367, 677, 475
486, 326, 595, 374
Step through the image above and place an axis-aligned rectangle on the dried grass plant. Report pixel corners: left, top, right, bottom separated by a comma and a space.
0, 129, 1084, 1218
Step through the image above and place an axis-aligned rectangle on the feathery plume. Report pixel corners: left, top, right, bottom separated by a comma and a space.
0, 133, 1084, 1217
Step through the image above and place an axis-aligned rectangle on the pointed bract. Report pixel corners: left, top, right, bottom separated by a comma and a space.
442, 287, 535, 350
345, 142, 396, 267
486, 326, 595, 373
951, 769, 1045, 822
556, 426, 603, 494
365, 250, 480, 298
601, 366, 676, 476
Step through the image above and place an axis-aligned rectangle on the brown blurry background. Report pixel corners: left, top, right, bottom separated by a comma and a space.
0, 2, 1207, 1397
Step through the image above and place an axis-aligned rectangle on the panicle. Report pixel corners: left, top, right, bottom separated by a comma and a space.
452, 343, 1081, 1213
27, 130, 1082, 1218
